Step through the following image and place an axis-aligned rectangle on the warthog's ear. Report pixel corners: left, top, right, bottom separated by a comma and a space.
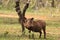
30, 18, 34, 21
24, 17, 27, 20
30, 18, 34, 23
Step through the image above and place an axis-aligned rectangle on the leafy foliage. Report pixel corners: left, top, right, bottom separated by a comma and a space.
0, 0, 60, 10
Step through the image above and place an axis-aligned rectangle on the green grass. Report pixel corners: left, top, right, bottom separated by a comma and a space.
0, 17, 60, 40
46, 20, 60, 27
0, 8, 60, 40
0, 0, 60, 39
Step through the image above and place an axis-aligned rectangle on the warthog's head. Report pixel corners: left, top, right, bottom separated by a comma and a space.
23, 18, 34, 28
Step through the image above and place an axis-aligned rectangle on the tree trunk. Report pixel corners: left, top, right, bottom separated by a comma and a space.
15, 0, 30, 34
51, 0, 55, 7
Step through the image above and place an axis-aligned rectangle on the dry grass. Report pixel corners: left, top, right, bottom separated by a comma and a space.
0, 8, 60, 40
0, 16, 60, 40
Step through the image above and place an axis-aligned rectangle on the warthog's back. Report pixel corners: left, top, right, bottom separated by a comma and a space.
28, 20, 46, 32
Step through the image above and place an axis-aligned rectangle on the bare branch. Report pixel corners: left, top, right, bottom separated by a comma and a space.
22, 0, 30, 17
15, 0, 22, 17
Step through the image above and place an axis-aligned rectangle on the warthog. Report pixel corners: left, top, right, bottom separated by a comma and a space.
23, 17, 46, 38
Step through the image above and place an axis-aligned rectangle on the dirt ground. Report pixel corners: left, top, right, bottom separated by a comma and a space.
0, 13, 50, 21
0, 14, 60, 21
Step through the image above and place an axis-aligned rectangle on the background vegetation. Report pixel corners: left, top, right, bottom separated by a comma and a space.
0, 0, 60, 10
0, 0, 60, 40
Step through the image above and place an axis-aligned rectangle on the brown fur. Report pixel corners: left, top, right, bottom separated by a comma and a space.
23, 18, 46, 38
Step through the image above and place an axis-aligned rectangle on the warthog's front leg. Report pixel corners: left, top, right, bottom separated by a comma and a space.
39, 31, 42, 38
29, 30, 31, 38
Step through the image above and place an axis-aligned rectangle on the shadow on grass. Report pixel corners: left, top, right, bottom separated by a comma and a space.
0, 33, 57, 40
0, 30, 59, 40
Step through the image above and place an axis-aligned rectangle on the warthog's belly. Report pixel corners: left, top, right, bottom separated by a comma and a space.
28, 27, 41, 32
